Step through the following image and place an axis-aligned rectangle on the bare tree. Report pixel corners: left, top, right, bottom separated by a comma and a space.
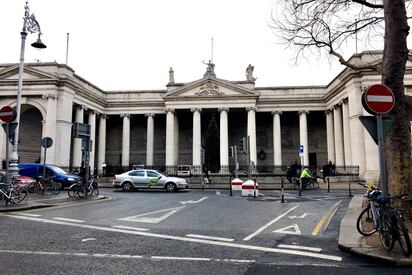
272, 0, 411, 195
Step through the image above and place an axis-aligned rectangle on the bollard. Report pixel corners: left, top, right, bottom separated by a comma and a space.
327, 177, 330, 193
299, 178, 302, 197
253, 178, 257, 198
281, 177, 284, 203
229, 175, 233, 197
348, 176, 352, 197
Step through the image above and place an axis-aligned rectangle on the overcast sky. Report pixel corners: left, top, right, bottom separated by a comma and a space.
0, 0, 397, 91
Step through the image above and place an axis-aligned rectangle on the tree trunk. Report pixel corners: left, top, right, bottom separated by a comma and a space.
382, 0, 411, 195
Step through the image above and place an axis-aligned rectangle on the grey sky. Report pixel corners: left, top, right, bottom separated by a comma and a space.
0, 0, 396, 91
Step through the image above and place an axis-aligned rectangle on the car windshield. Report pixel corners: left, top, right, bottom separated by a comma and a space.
49, 166, 68, 175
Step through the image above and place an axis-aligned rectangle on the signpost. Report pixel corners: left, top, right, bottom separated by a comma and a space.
0, 106, 16, 184
40, 137, 53, 177
360, 84, 395, 195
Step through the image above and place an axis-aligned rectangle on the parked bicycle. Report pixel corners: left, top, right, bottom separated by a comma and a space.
29, 176, 61, 195
0, 178, 29, 206
68, 173, 99, 197
357, 182, 411, 256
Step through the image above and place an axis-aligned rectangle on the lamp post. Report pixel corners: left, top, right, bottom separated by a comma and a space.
8, 1, 46, 180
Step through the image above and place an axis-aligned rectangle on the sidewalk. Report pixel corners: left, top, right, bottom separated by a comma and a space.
0, 192, 108, 212
338, 195, 412, 266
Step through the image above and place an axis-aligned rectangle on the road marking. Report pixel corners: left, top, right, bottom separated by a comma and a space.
312, 200, 342, 236
112, 225, 150, 231
53, 217, 85, 223
289, 213, 309, 219
243, 204, 299, 241
216, 191, 221, 195
186, 234, 234, 242
81, 238, 96, 242
1, 214, 342, 262
118, 206, 186, 224
180, 197, 208, 205
273, 224, 301, 235
277, 244, 322, 252
14, 213, 42, 217
0, 249, 254, 263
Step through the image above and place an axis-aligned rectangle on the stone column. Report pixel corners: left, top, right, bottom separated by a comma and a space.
145, 113, 155, 166
272, 111, 282, 166
72, 105, 84, 168
191, 108, 202, 168
43, 94, 57, 163
298, 110, 309, 166
326, 109, 335, 163
97, 114, 106, 175
219, 108, 229, 171
165, 108, 175, 167
333, 104, 345, 166
247, 107, 257, 167
342, 99, 352, 166
348, 82, 367, 177
121, 113, 130, 168
89, 111, 96, 170
174, 114, 179, 165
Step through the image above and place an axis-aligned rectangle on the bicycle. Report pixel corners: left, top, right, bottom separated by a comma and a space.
37, 176, 61, 195
0, 179, 29, 206
356, 183, 412, 256
68, 174, 98, 197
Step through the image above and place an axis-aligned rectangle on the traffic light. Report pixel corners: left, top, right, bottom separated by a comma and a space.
229, 146, 234, 158
239, 138, 244, 152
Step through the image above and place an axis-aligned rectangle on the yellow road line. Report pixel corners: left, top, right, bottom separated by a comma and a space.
312, 200, 342, 236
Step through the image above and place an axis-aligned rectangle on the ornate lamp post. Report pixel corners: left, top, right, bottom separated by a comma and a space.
8, 1, 46, 179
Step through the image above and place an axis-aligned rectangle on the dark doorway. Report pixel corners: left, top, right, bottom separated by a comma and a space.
204, 114, 220, 172
309, 152, 317, 167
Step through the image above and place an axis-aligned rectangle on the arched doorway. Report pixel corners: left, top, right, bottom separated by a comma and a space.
18, 105, 43, 163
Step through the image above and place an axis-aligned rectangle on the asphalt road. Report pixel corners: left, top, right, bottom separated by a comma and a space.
1, 189, 411, 274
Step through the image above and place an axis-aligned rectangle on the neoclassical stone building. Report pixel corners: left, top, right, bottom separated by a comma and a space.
0, 51, 411, 180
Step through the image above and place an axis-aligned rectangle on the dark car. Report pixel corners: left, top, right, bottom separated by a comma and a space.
18, 163, 81, 188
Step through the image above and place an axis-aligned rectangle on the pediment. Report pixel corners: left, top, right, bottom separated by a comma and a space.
0, 64, 57, 81
164, 77, 259, 99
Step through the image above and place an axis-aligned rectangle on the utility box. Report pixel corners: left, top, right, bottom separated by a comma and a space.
242, 179, 258, 197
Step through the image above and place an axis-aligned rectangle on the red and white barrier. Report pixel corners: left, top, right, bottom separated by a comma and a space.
231, 178, 243, 191
242, 179, 258, 197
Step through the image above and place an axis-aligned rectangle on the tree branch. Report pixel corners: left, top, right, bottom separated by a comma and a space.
352, 0, 384, 9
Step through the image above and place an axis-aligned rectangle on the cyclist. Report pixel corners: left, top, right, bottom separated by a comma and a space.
299, 167, 312, 189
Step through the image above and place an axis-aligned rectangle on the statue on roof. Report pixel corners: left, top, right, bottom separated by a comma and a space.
168, 67, 174, 84
203, 60, 216, 78
246, 64, 256, 81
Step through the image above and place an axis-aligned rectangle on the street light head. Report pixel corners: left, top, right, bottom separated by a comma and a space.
31, 35, 46, 49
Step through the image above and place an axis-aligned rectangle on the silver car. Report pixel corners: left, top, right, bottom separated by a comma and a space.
113, 169, 189, 192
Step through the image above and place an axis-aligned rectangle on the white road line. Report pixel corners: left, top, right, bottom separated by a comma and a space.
0, 250, 253, 263
14, 213, 42, 217
53, 217, 85, 223
112, 225, 150, 231
81, 238, 97, 242
277, 244, 322, 253
243, 204, 300, 241
151, 256, 211, 261
186, 234, 234, 242
1, 214, 342, 262
118, 206, 185, 224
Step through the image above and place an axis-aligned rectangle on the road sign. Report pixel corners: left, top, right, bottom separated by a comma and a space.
359, 116, 394, 145
0, 106, 16, 123
73, 122, 91, 138
364, 84, 395, 114
41, 137, 53, 148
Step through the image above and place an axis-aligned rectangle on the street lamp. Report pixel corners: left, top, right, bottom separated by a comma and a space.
8, 1, 46, 180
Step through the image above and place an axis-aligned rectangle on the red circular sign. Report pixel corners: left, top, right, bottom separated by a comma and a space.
0, 106, 15, 123
365, 84, 395, 114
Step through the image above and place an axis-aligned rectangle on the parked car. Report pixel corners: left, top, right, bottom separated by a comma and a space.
18, 163, 81, 188
0, 170, 36, 190
177, 165, 192, 177
113, 169, 189, 192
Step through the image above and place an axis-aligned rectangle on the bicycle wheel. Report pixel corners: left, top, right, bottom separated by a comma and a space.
49, 180, 61, 195
92, 182, 99, 196
357, 207, 377, 236
394, 212, 412, 256
77, 185, 86, 198
379, 210, 395, 251
68, 184, 79, 197
10, 188, 28, 204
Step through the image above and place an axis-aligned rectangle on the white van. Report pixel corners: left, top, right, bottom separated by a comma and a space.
177, 165, 192, 177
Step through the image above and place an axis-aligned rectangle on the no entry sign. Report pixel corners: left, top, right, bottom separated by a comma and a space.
364, 84, 395, 114
0, 106, 16, 123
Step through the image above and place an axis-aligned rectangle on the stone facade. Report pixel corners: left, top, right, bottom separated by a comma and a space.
0, 51, 412, 181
